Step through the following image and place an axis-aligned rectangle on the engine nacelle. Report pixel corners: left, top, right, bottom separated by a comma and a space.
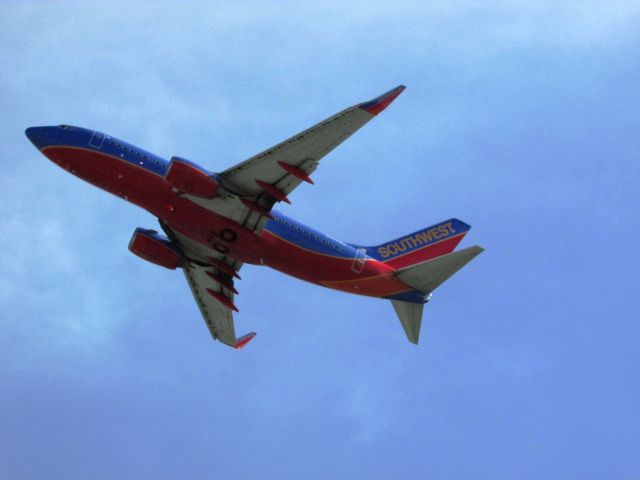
164, 156, 219, 198
128, 228, 182, 269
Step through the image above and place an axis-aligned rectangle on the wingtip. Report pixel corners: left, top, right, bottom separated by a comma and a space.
235, 332, 257, 349
358, 85, 406, 115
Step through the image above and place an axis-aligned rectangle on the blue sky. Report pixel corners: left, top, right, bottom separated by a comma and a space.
1, 2, 639, 478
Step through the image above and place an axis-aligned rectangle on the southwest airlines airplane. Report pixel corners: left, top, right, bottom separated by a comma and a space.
26, 86, 483, 349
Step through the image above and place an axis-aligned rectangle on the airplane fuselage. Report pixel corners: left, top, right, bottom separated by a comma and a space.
27, 125, 420, 302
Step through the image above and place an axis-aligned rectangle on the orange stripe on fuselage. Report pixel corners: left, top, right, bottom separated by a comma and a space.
261, 230, 413, 298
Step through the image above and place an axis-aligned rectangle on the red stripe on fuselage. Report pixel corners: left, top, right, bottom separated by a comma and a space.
42, 146, 268, 263
42, 145, 416, 299
260, 230, 413, 298
383, 233, 466, 269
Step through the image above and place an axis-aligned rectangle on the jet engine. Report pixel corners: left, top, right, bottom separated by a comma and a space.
128, 228, 182, 269
164, 156, 219, 198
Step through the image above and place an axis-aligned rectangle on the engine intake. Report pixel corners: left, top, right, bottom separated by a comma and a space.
128, 228, 182, 269
164, 156, 219, 198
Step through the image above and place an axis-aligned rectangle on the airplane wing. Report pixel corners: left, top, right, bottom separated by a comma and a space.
219, 85, 406, 208
182, 261, 255, 349
160, 221, 255, 349
178, 86, 406, 233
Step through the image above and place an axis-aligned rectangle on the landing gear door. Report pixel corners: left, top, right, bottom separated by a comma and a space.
351, 248, 367, 274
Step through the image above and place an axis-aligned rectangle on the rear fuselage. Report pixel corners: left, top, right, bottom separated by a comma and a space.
26, 125, 422, 302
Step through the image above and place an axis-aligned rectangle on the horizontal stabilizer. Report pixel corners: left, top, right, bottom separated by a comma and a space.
391, 300, 424, 344
396, 246, 484, 294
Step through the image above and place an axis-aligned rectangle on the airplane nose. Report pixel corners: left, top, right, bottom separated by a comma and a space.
25, 126, 54, 150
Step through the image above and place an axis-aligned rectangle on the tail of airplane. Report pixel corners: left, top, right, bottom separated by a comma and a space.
353, 218, 471, 270
351, 218, 483, 343
390, 245, 484, 344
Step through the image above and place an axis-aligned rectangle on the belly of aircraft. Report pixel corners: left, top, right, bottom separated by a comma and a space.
260, 232, 413, 299
41, 146, 416, 299
41, 146, 269, 263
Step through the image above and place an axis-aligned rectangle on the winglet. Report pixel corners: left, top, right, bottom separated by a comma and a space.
358, 85, 406, 115
235, 332, 257, 349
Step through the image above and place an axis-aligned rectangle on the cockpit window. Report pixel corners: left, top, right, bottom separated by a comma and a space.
59, 125, 73, 130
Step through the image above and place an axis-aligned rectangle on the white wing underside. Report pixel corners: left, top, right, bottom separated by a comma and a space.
183, 99, 381, 233
182, 262, 238, 347
221, 105, 374, 197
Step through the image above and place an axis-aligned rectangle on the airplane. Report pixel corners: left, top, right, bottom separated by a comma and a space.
25, 85, 483, 350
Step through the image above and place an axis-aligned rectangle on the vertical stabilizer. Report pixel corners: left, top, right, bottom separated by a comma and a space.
390, 245, 484, 344
391, 300, 424, 344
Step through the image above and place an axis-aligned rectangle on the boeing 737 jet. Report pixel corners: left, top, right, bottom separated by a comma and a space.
26, 85, 483, 349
